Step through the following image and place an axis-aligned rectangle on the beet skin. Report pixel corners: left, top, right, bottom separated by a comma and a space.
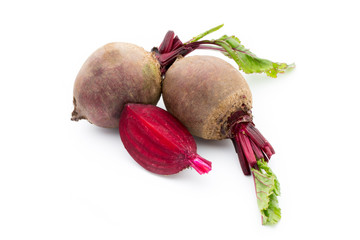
162, 55, 252, 140
72, 42, 162, 128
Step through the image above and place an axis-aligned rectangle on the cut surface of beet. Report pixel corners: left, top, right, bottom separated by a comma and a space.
119, 104, 212, 175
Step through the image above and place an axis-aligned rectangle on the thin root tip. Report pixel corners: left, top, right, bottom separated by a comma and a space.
188, 154, 212, 175
71, 110, 87, 122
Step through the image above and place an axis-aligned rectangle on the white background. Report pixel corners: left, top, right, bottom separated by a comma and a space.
1, 0, 359, 239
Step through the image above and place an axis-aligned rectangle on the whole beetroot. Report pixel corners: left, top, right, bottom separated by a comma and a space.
163, 55, 252, 140
162, 55, 275, 171
162, 55, 281, 225
72, 42, 161, 128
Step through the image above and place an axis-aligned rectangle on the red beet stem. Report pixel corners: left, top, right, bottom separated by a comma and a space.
153, 30, 255, 76
230, 111, 275, 175
232, 136, 251, 175
153, 31, 232, 76
158, 31, 175, 54
237, 130, 258, 168
243, 123, 275, 158
250, 139, 265, 160
188, 154, 212, 174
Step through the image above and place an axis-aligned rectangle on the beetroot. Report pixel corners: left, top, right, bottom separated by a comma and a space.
72, 42, 161, 128
161, 55, 281, 225
119, 104, 212, 175
162, 55, 267, 168
163, 55, 252, 140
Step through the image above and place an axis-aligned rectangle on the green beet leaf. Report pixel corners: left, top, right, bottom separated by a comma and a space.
186, 24, 294, 78
251, 159, 281, 225
216, 35, 294, 78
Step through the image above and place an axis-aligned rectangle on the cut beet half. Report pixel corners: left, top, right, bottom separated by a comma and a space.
119, 103, 212, 175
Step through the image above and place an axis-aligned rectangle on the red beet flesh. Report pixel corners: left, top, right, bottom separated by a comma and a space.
119, 104, 212, 175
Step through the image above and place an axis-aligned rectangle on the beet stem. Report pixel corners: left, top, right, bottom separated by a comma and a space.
230, 112, 275, 175
154, 24, 294, 78
244, 124, 275, 157
237, 131, 258, 168
188, 154, 212, 175
232, 136, 251, 175
250, 138, 265, 161
185, 24, 224, 44
159, 31, 175, 54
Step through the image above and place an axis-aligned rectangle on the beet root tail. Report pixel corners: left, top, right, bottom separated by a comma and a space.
188, 154, 212, 175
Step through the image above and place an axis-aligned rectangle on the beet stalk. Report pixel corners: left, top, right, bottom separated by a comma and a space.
230, 112, 280, 224
152, 24, 294, 77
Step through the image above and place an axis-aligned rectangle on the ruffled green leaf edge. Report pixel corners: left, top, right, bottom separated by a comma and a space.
187, 24, 295, 78
216, 35, 295, 78
252, 159, 281, 225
